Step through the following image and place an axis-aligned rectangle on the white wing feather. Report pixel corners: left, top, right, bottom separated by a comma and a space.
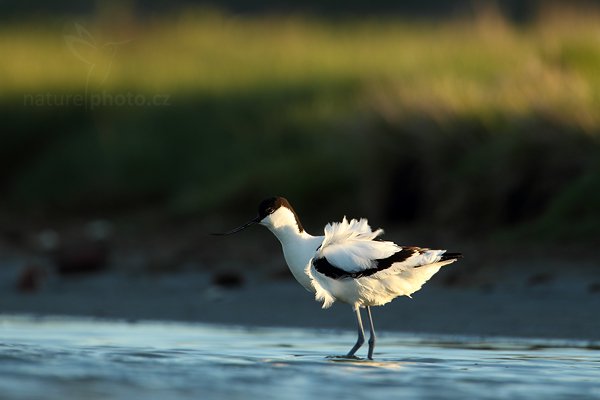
318, 217, 400, 271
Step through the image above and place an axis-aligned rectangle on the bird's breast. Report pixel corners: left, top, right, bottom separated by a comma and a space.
280, 239, 322, 293
281, 250, 313, 292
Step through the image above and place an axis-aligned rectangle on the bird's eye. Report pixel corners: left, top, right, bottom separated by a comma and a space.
266, 207, 275, 214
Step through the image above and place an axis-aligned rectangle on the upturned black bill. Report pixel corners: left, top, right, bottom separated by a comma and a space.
211, 216, 261, 236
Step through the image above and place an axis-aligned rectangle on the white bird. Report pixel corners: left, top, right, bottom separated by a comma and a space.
214, 196, 461, 359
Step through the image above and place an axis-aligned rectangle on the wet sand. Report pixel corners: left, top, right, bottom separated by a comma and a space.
2, 267, 600, 341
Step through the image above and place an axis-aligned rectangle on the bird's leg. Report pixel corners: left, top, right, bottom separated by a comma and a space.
346, 305, 365, 357
366, 306, 376, 360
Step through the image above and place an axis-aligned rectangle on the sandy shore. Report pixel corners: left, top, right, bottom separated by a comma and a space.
2, 265, 600, 341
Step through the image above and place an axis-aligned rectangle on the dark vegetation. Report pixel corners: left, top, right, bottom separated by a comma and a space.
1, 4, 599, 254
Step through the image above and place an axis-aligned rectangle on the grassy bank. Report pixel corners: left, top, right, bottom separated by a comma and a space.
2, 8, 600, 242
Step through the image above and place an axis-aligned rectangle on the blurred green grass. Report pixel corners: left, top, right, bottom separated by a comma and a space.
1, 7, 600, 242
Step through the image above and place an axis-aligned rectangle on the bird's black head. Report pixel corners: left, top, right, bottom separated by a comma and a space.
258, 197, 288, 219
258, 196, 303, 232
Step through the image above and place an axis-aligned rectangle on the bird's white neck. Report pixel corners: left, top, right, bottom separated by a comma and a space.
260, 207, 323, 291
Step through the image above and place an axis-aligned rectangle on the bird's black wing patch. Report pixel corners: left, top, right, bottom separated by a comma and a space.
313, 247, 420, 280
312, 257, 353, 279
376, 247, 422, 271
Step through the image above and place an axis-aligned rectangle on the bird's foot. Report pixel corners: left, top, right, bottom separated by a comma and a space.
326, 354, 363, 361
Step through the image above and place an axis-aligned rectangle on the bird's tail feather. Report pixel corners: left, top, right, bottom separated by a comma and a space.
440, 252, 462, 261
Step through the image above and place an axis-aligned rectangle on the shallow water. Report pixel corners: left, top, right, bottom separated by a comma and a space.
1, 316, 598, 400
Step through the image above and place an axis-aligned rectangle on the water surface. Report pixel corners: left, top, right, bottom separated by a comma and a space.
1, 316, 598, 399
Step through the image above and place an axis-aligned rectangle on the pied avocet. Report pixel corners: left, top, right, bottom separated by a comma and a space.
214, 196, 461, 360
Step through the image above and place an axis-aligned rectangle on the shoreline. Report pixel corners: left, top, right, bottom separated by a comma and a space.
2, 270, 599, 342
